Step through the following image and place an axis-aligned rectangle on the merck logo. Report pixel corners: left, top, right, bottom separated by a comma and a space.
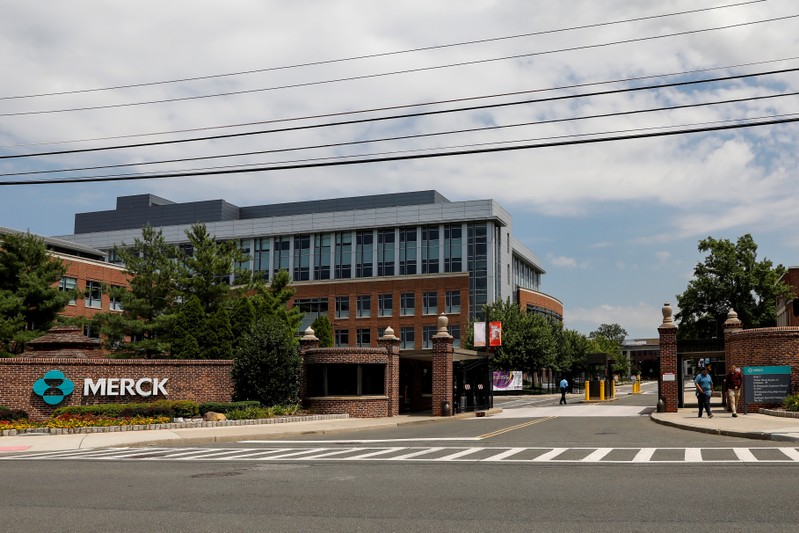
32, 370, 75, 405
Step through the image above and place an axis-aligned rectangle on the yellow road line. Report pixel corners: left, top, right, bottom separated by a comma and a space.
478, 416, 556, 439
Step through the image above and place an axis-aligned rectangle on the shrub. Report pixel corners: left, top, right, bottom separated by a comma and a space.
225, 404, 301, 420
199, 401, 260, 415
53, 400, 198, 419
231, 315, 301, 406
0, 408, 29, 421
785, 394, 799, 412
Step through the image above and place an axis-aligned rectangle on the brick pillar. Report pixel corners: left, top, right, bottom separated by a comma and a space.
723, 308, 743, 369
432, 314, 454, 416
658, 303, 678, 413
298, 327, 320, 404
378, 326, 401, 417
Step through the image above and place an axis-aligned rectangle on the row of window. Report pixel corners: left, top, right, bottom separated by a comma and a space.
236, 224, 467, 282
59, 277, 123, 311
334, 325, 461, 350
330, 291, 461, 319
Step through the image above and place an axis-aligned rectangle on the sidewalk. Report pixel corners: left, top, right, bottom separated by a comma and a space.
651, 408, 799, 442
0, 410, 496, 454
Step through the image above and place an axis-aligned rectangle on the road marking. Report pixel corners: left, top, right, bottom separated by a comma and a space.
5, 446, 799, 464
478, 417, 556, 439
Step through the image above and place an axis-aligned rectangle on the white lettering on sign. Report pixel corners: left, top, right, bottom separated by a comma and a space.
83, 378, 169, 397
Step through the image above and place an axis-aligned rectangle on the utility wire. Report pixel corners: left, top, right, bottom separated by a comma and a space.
2, 66, 797, 160
2, 12, 795, 118
5, 55, 798, 149
0, 0, 765, 102
5, 88, 797, 178
2, 116, 797, 186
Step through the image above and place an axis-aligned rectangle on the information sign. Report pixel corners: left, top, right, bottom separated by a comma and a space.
743, 365, 791, 404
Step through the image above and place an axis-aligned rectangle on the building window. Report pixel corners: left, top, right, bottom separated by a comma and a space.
356, 295, 371, 318
335, 232, 352, 279
314, 233, 331, 280
274, 236, 291, 273
377, 229, 395, 276
293, 234, 310, 281
421, 225, 439, 274
83, 324, 100, 340
423, 291, 437, 315
59, 276, 77, 305
446, 290, 461, 314
254, 237, 271, 281
306, 364, 385, 396
294, 298, 329, 333
468, 223, 488, 320
451, 325, 461, 348
422, 325, 436, 349
357, 328, 371, 347
400, 293, 415, 316
399, 226, 417, 275
109, 285, 124, 311
335, 329, 349, 347
400, 326, 415, 350
378, 294, 393, 317
84, 280, 102, 309
336, 296, 350, 319
355, 230, 374, 278
444, 224, 463, 273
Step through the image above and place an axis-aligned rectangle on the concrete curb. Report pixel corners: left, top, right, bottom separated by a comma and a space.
649, 414, 775, 441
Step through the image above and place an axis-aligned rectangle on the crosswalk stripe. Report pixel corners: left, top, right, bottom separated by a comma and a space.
5, 446, 799, 464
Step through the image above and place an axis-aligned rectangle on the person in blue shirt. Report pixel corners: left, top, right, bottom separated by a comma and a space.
694, 367, 713, 418
559, 377, 568, 405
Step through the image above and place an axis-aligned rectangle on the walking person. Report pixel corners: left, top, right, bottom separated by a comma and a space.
725, 365, 743, 417
694, 367, 713, 418
559, 377, 568, 405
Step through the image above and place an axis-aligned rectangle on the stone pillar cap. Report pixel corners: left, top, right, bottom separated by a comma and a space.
433, 313, 452, 338
379, 325, 399, 341
660, 302, 676, 329
301, 326, 318, 341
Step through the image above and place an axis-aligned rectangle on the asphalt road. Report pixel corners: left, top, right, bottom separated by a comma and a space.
4, 392, 799, 532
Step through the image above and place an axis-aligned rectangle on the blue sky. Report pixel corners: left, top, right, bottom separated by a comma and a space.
2, 0, 798, 339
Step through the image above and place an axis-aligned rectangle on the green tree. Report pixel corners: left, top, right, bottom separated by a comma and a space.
676, 234, 791, 339
99, 225, 180, 357
558, 328, 591, 373
589, 323, 629, 375
589, 323, 628, 346
0, 232, 72, 354
231, 314, 301, 406
176, 223, 251, 314
206, 306, 234, 359
169, 296, 207, 359
230, 297, 256, 341
310, 315, 334, 347
251, 270, 304, 332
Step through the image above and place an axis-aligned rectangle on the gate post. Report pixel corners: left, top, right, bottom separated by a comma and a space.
432, 314, 454, 416
658, 303, 679, 413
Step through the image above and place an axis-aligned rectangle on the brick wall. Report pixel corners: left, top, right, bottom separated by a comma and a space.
725, 326, 799, 410
517, 288, 563, 317
0, 358, 233, 421
431, 335, 453, 416
55, 254, 129, 320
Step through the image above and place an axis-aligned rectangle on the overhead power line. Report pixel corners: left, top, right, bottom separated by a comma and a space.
2, 12, 795, 118
5, 55, 797, 150
5, 88, 797, 178
0, 0, 765, 102
2, 116, 797, 186
2, 66, 797, 160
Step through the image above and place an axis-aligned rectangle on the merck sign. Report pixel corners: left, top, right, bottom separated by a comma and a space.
83, 378, 169, 397
33, 370, 169, 406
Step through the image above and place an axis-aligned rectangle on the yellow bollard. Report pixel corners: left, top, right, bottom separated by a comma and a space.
599, 380, 605, 401
585, 381, 590, 401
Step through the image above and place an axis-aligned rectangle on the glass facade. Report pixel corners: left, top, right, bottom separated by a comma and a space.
421, 225, 439, 274
399, 227, 417, 275
377, 229, 395, 276
468, 223, 488, 320
293, 234, 310, 281
335, 232, 352, 279
314, 233, 331, 280
443, 224, 462, 273
355, 230, 373, 278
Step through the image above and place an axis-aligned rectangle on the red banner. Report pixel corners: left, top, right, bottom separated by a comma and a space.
489, 321, 502, 347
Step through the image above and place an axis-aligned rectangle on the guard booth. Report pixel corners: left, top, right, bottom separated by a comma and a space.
453, 351, 492, 413
675, 338, 725, 409
584, 352, 615, 401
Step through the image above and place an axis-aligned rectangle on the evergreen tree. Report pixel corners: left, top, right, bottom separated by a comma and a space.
0, 232, 71, 354
231, 314, 301, 406
176, 223, 251, 314
230, 297, 256, 340
169, 296, 206, 359
251, 270, 304, 332
99, 225, 180, 357
206, 306, 234, 359
310, 315, 334, 347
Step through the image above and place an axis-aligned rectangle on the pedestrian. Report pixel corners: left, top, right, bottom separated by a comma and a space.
694, 367, 713, 418
724, 365, 743, 417
559, 377, 568, 405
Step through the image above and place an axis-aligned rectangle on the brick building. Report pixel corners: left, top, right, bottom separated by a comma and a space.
56, 190, 563, 349
1, 227, 129, 338
776, 266, 799, 327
